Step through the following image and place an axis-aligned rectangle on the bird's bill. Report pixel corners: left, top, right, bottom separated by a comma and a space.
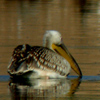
52, 43, 82, 77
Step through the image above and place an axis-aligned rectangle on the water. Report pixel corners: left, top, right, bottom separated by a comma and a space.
0, 0, 100, 99
0, 75, 100, 100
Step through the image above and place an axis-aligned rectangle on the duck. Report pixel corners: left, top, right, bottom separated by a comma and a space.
7, 30, 82, 78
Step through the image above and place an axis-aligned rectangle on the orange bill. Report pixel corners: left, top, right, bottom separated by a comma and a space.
52, 43, 82, 77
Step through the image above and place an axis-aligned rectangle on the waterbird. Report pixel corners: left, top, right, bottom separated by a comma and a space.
7, 30, 82, 78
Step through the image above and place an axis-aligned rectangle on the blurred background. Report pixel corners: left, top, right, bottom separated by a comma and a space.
0, 0, 100, 76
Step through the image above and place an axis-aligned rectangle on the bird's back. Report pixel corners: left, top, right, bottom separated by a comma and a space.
7, 44, 71, 78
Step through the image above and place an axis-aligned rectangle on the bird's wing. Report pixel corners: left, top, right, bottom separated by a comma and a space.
7, 45, 70, 76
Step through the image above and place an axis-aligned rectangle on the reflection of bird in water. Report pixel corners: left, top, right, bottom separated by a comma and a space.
8, 77, 81, 98
7, 30, 82, 78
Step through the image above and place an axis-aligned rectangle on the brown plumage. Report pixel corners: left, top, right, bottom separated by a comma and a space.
7, 30, 82, 78
8, 44, 70, 78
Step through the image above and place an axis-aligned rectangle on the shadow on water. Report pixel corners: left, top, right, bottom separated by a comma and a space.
8, 77, 81, 99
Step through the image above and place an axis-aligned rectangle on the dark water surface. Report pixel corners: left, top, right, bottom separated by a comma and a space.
0, 0, 100, 99
0, 75, 100, 100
